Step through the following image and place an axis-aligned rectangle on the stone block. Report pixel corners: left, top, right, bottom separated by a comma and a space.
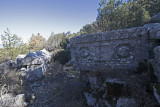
144, 23, 160, 40
151, 12, 160, 23
70, 27, 148, 72
116, 98, 136, 107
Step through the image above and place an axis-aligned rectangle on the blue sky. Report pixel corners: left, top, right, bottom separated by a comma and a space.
0, 0, 99, 43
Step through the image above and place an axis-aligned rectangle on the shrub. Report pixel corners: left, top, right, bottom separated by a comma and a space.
53, 49, 71, 65
29, 33, 46, 51
45, 33, 70, 52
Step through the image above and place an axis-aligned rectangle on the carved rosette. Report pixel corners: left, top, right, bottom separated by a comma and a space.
80, 47, 89, 58
114, 43, 134, 63
116, 44, 131, 58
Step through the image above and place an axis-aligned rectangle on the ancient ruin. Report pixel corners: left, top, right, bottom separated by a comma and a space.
71, 23, 160, 76
70, 23, 160, 106
71, 27, 149, 72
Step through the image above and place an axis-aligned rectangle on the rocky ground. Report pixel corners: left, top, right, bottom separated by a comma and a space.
0, 49, 160, 107
0, 61, 88, 107
27, 63, 87, 107
82, 70, 160, 107
0, 50, 88, 107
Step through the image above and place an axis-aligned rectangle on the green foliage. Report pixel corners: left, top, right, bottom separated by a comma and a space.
76, 0, 160, 36
1, 28, 22, 49
53, 49, 71, 65
68, 33, 77, 39
133, 0, 160, 17
79, 22, 100, 35
46, 33, 69, 51
1, 28, 29, 60
97, 0, 151, 31
29, 33, 46, 51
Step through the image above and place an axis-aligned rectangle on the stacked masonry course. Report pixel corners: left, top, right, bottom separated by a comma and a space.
71, 27, 148, 72
71, 23, 160, 72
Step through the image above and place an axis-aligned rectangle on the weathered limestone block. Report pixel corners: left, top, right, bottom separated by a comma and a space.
150, 46, 160, 83
71, 27, 148, 72
152, 12, 160, 23
83, 78, 132, 107
0, 93, 27, 107
143, 23, 160, 58
154, 46, 160, 62
17, 49, 51, 82
144, 23, 160, 40
83, 92, 97, 106
17, 49, 51, 67
116, 98, 136, 107
27, 66, 45, 82
153, 84, 160, 104
16, 55, 26, 67
21, 52, 37, 66
36, 49, 51, 62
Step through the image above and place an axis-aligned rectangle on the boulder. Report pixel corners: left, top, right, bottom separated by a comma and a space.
143, 23, 160, 40
36, 49, 51, 62
153, 85, 160, 104
31, 57, 45, 65
20, 49, 51, 67
14, 94, 27, 107
17, 49, 51, 82
19, 65, 46, 82
0, 93, 27, 107
150, 46, 160, 82
21, 52, 37, 66
116, 98, 136, 107
16, 55, 26, 67
152, 12, 160, 23
154, 46, 160, 62
83, 92, 97, 106
27, 66, 45, 82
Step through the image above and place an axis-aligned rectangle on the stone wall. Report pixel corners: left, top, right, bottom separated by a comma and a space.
70, 18, 160, 106
71, 27, 149, 72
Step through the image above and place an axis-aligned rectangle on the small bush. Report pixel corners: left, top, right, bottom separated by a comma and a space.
53, 49, 71, 65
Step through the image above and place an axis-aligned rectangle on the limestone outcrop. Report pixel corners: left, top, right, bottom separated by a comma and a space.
16, 49, 51, 82
0, 93, 27, 107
